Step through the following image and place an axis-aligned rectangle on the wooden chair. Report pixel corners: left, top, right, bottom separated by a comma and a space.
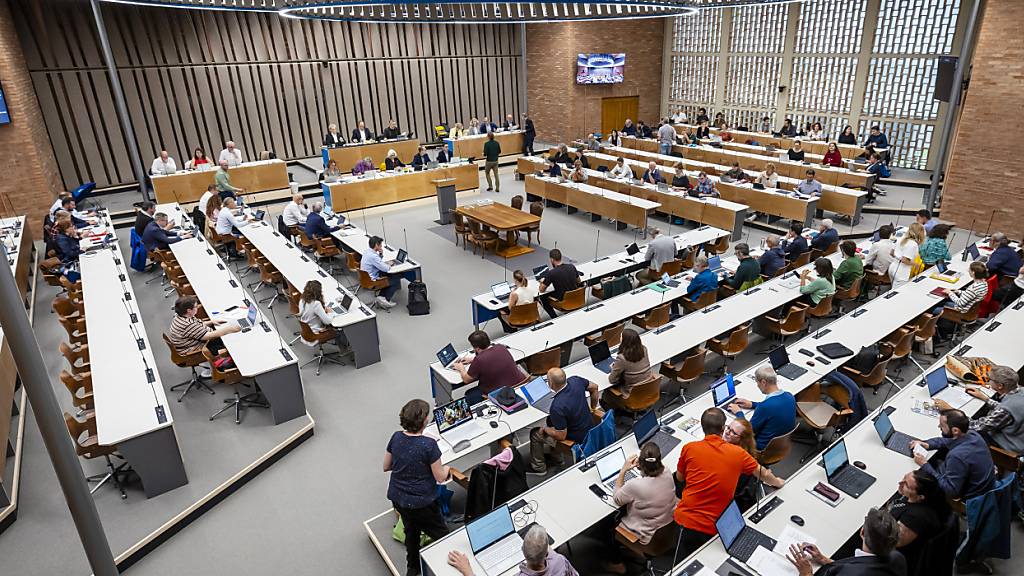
660, 347, 707, 404
707, 322, 750, 374
680, 249, 696, 269
60, 370, 94, 414
237, 237, 260, 278
202, 348, 269, 424
833, 276, 862, 313
505, 301, 540, 329
344, 251, 362, 288
840, 347, 894, 394
161, 333, 214, 401
762, 303, 809, 346
510, 195, 525, 210
757, 423, 799, 467
314, 237, 343, 275
524, 202, 543, 245
615, 374, 662, 420
358, 270, 391, 311
906, 312, 939, 356
57, 314, 88, 347
298, 321, 346, 376
681, 289, 717, 313
451, 211, 470, 249
795, 381, 854, 462
64, 411, 127, 498
632, 303, 670, 331
52, 293, 84, 319
550, 286, 586, 313
706, 236, 730, 255
60, 341, 90, 375
938, 301, 981, 344
615, 522, 677, 575
467, 219, 499, 256
254, 256, 285, 307
525, 347, 561, 376
658, 259, 683, 277
40, 256, 64, 288
296, 228, 318, 253
822, 240, 839, 256
884, 326, 917, 382
584, 321, 625, 348
863, 269, 891, 298
790, 251, 812, 269
805, 293, 835, 325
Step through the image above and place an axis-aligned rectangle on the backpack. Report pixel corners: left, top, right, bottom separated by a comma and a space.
407, 281, 430, 315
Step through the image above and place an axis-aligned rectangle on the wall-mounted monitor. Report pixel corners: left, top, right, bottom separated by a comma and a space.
0, 81, 9, 125
576, 53, 625, 85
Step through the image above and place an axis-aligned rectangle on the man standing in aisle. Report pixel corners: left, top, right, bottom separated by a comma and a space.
658, 119, 676, 156
522, 113, 536, 156
483, 132, 501, 192
215, 160, 245, 200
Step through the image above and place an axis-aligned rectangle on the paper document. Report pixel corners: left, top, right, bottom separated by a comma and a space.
913, 443, 930, 459
748, 546, 799, 576
774, 525, 817, 554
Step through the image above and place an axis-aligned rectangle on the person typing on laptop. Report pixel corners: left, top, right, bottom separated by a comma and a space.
537, 249, 580, 319
529, 368, 598, 474
726, 366, 796, 451
447, 524, 579, 576
168, 296, 241, 377
910, 409, 995, 500
672, 255, 717, 318
298, 280, 350, 351
498, 270, 539, 333
933, 366, 1024, 453
635, 227, 680, 286
451, 330, 527, 405
787, 508, 906, 576
361, 235, 403, 309
725, 242, 760, 291
600, 329, 652, 412
304, 202, 341, 239
931, 262, 989, 343
674, 408, 784, 557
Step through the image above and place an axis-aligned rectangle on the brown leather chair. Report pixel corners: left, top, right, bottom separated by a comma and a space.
314, 237, 343, 275
60, 341, 91, 375
57, 314, 88, 348
202, 348, 269, 424
162, 333, 214, 401
52, 293, 84, 319
680, 249, 696, 269
253, 256, 285, 306
550, 286, 586, 313
789, 251, 811, 269
451, 211, 470, 249
511, 195, 525, 210
505, 301, 540, 329
615, 522, 677, 575
757, 423, 799, 467
467, 219, 499, 256
795, 381, 854, 461
40, 256, 64, 288
706, 236, 730, 255
298, 321, 346, 376
805, 293, 835, 324
344, 251, 362, 288
525, 347, 561, 376
60, 370, 94, 414
906, 312, 939, 356
614, 374, 662, 419
64, 411, 127, 498
681, 289, 717, 313
938, 301, 981, 344
840, 347, 894, 394
658, 259, 683, 277
632, 303, 670, 331
584, 321, 625, 348
707, 322, 750, 374
833, 276, 862, 313
884, 326, 916, 382
524, 202, 543, 245
237, 237, 260, 278
358, 270, 391, 311
863, 269, 891, 298
296, 228, 318, 253
763, 302, 809, 346
660, 347, 707, 403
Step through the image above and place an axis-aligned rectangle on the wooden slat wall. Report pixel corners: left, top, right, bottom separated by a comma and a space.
9, 0, 523, 189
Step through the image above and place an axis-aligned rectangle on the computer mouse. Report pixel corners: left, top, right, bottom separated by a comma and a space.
806, 360, 815, 367
790, 515, 804, 527
489, 421, 499, 429
853, 461, 867, 470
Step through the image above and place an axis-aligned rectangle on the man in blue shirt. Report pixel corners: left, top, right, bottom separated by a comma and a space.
728, 366, 796, 450
304, 202, 340, 239
642, 161, 664, 185
911, 409, 995, 499
916, 209, 937, 233
781, 222, 808, 263
985, 232, 1021, 278
672, 255, 717, 317
528, 367, 598, 473
862, 125, 889, 149
795, 169, 823, 198
142, 212, 189, 252
759, 234, 786, 277
361, 235, 402, 309
810, 219, 839, 251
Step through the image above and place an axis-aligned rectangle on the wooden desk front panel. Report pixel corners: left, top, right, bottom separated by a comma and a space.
526, 177, 649, 229
452, 132, 524, 159
323, 139, 419, 171
718, 183, 811, 222
153, 161, 290, 204
327, 164, 478, 212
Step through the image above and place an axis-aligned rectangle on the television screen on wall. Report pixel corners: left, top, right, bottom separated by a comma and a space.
0, 81, 10, 125
576, 53, 625, 85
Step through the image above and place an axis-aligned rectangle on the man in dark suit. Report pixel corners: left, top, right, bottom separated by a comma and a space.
304, 202, 342, 239
522, 113, 536, 155
782, 221, 809, 262
351, 121, 374, 143
323, 123, 345, 147
142, 212, 189, 252
811, 219, 839, 251
787, 508, 907, 576
135, 201, 156, 237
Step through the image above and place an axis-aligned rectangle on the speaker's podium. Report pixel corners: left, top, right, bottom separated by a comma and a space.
433, 178, 456, 225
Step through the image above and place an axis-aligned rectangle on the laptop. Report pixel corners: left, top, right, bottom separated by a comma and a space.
392, 248, 408, 264
873, 411, 918, 458
466, 505, 525, 576
769, 346, 808, 380
436, 343, 459, 369
433, 397, 486, 446
533, 264, 548, 279
715, 500, 777, 563
711, 374, 737, 409
521, 375, 555, 413
588, 340, 615, 373
707, 255, 723, 273
926, 366, 972, 409
967, 244, 981, 261
633, 409, 681, 456
329, 293, 354, 314
596, 447, 640, 492
752, 182, 766, 190
236, 304, 258, 329
823, 439, 876, 498
625, 243, 640, 256
491, 281, 513, 301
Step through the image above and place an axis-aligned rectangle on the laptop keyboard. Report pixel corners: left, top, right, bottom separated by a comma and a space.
238, 318, 251, 329
731, 531, 775, 563
604, 469, 639, 491
777, 363, 807, 380
478, 537, 521, 572
886, 432, 915, 457
832, 466, 875, 496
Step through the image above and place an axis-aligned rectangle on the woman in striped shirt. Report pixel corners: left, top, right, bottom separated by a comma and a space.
934, 262, 989, 342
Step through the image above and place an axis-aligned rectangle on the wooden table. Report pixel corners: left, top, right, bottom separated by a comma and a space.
524, 176, 659, 233
322, 163, 478, 212
446, 130, 524, 159
151, 159, 290, 204
456, 202, 540, 258
671, 123, 879, 159
322, 138, 419, 172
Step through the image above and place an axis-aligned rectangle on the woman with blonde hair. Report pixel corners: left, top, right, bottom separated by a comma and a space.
498, 270, 538, 333
889, 222, 925, 287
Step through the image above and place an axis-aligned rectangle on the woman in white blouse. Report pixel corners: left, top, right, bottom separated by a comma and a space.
757, 163, 779, 188
889, 223, 925, 287
299, 280, 349, 351
449, 122, 465, 139
606, 129, 622, 147
499, 270, 538, 333
806, 121, 826, 140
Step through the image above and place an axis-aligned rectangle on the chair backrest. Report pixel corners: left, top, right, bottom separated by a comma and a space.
529, 201, 544, 217
297, 228, 316, 249
602, 322, 626, 348
360, 269, 388, 290
913, 313, 939, 341
723, 322, 751, 355
709, 236, 729, 254
887, 327, 916, 359
286, 284, 301, 315
299, 320, 331, 345
346, 251, 361, 272
675, 348, 707, 381
758, 423, 799, 466
860, 350, 894, 387
59, 369, 87, 397
162, 332, 196, 366
201, 347, 240, 384
511, 195, 524, 210
556, 286, 586, 310
52, 294, 82, 318
836, 275, 862, 300
913, 513, 959, 576
467, 219, 483, 236
791, 251, 811, 268
525, 347, 561, 375
961, 301, 981, 322
507, 301, 541, 326
680, 250, 696, 269
780, 304, 809, 333
690, 289, 718, 310
60, 341, 87, 366
808, 248, 824, 262
644, 303, 671, 328
822, 240, 839, 256
658, 259, 683, 276
597, 275, 631, 300
807, 293, 834, 317
63, 411, 91, 454
623, 375, 662, 412
452, 211, 467, 230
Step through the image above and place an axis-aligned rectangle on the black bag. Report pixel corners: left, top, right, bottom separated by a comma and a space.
848, 343, 879, 373
407, 281, 430, 315
277, 214, 291, 237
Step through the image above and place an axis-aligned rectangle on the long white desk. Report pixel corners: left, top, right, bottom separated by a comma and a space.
78, 217, 188, 498
240, 219, 382, 368
0, 216, 30, 510
328, 217, 421, 281
160, 204, 307, 424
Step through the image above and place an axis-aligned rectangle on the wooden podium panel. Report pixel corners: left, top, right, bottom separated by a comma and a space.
152, 160, 290, 204
448, 131, 524, 159
324, 163, 478, 212
322, 138, 419, 172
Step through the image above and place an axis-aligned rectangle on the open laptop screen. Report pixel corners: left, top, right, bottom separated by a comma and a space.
433, 398, 472, 434
873, 411, 894, 443
436, 343, 457, 366
768, 346, 789, 370
715, 500, 745, 550
823, 439, 849, 478
588, 340, 611, 365
926, 366, 949, 396
491, 282, 512, 299
467, 505, 516, 554
711, 374, 736, 407
595, 447, 627, 482
522, 376, 550, 403
634, 410, 658, 443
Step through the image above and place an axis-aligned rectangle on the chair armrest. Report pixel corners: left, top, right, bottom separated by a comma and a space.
450, 467, 470, 489
615, 524, 640, 543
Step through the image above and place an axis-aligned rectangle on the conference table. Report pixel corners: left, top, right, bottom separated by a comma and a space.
455, 201, 542, 258
445, 130, 524, 159
321, 137, 418, 172
671, 123, 886, 160
77, 216, 188, 498
321, 162, 478, 212
327, 217, 422, 282
160, 204, 307, 424
419, 249, 979, 576
517, 156, 748, 240
151, 159, 290, 204
524, 175, 662, 232
1, 216, 32, 509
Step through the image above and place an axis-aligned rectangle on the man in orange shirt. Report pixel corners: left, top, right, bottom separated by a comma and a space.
675, 407, 785, 555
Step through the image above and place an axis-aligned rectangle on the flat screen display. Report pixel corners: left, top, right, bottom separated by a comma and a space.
577, 53, 625, 84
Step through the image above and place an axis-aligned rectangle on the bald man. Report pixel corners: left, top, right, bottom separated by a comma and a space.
282, 194, 309, 227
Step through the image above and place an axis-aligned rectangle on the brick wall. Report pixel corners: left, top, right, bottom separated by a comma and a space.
0, 0, 61, 237
942, 0, 1024, 238
526, 19, 664, 145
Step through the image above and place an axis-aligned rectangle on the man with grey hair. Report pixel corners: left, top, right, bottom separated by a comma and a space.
218, 140, 243, 166
282, 194, 309, 228
672, 254, 717, 318
811, 218, 838, 251
447, 524, 579, 576
935, 365, 1024, 453
303, 201, 340, 239
759, 234, 786, 277
985, 232, 1021, 278
728, 365, 796, 451
636, 227, 684, 285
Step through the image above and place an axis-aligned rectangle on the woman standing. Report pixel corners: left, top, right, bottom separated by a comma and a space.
498, 270, 539, 333
601, 329, 652, 411
384, 399, 451, 576
889, 223, 926, 287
